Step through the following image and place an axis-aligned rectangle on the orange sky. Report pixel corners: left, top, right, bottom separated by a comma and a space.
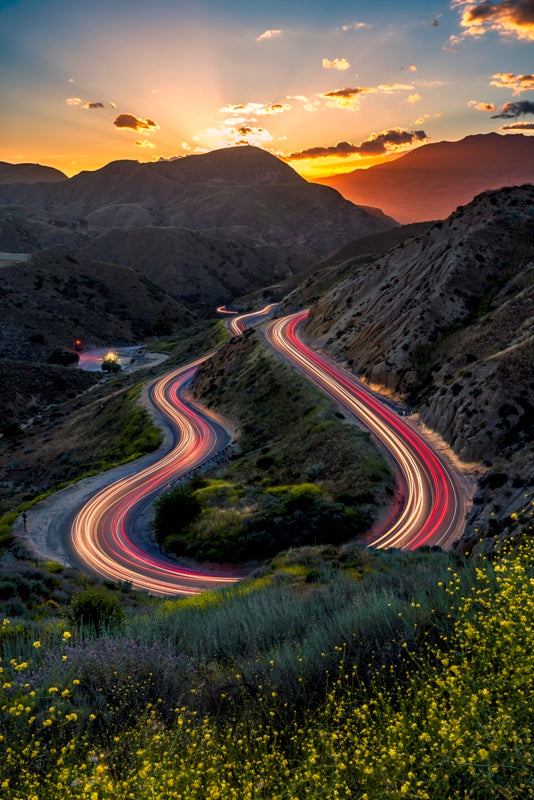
2, 0, 533, 179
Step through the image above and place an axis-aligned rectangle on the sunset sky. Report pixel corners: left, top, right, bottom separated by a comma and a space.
1, 0, 533, 179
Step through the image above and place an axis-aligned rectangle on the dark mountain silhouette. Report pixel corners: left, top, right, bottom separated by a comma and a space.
316, 133, 534, 223
0, 162, 67, 184
0, 146, 395, 255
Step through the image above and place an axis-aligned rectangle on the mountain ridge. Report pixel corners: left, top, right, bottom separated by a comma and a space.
315, 132, 534, 223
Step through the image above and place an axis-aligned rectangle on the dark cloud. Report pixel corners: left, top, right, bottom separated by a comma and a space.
84, 101, 105, 109
431, 17, 440, 26
287, 129, 427, 160
322, 86, 369, 99
113, 113, 159, 131
491, 100, 534, 118
237, 126, 255, 136
458, 0, 534, 40
501, 121, 534, 129
465, 0, 534, 25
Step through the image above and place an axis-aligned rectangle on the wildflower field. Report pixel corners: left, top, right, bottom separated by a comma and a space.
1, 502, 534, 799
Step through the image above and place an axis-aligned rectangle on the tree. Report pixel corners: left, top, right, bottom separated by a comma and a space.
101, 352, 121, 373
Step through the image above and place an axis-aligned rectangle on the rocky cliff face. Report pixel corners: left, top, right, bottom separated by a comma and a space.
304, 185, 534, 550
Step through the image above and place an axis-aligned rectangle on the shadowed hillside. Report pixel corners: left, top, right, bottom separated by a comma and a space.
303, 184, 534, 550
316, 133, 534, 223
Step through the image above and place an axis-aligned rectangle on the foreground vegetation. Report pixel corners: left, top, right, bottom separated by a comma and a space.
1, 496, 533, 798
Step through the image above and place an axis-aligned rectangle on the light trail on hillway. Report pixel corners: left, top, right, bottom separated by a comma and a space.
265, 311, 469, 550
69, 306, 469, 596
70, 306, 280, 596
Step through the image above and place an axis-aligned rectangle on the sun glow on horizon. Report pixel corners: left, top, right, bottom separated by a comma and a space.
2, 1, 532, 177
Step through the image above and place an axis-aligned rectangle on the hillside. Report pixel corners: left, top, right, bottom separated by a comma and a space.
316, 133, 534, 223
0, 147, 395, 256
304, 184, 534, 550
0, 248, 190, 365
0, 161, 67, 184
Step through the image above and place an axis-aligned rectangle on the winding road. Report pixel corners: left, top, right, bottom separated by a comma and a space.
69, 354, 241, 595
265, 311, 470, 550
29, 303, 470, 595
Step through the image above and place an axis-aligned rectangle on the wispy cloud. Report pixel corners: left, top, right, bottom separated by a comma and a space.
220, 101, 291, 116
66, 97, 105, 109
407, 93, 421, 103
113, 113, 159, 131
408, 64, 418, 72
451, 0, 534, 42
339, 21, 371, 31
490, 72, 534, 94
285, 128, 427, 160
491, 100, 534, 119
376, 83, 415, 93
322, 57, 351, 70
468, 99, 496, 111
257, 29, 282, 41
319, 82, 414, 110
286, 94, 321, 113
135, 140, 155, 148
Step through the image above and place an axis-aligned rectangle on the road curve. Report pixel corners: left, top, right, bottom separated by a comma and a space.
265, 310, 470, 550
68, 305, 280, 596
228, 303, 278, 337
70, 355, 240, 596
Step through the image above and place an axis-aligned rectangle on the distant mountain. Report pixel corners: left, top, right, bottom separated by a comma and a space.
303, 183, 534, 550
0, 147, 395, 256
316, 133, 534, 223
0, 162, 67, 184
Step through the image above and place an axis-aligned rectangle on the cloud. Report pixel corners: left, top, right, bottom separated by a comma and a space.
491, 100, 534, 118
376, 83, 415, 92
286, 128, 427, 160
452, 0, 534, 42
135, 140, 155, 148
468, 99, 496, 111
257, 29, 282, 41
340, 21, 371, 30
500, 121, 534, 129
431, 17, 440, 26
408, 64, 417, 71
286, 94, 321, 112
490, 72, 534, 94
321, 86, 373, 109
113, 113, 159, 131
220, 101, 291, 116
319, 82, 414, 110
407, 93, 421, 103
322, 57, 351, 70
66, 97, 105, 109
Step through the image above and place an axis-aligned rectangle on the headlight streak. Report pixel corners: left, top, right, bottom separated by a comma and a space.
265, 311, 467, 551
228, 303, 278, 337
71, 357, 240, 596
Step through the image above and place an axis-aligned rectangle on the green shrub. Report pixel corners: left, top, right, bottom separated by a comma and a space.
69, 589, 124, 630
153, 486, 205, 545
